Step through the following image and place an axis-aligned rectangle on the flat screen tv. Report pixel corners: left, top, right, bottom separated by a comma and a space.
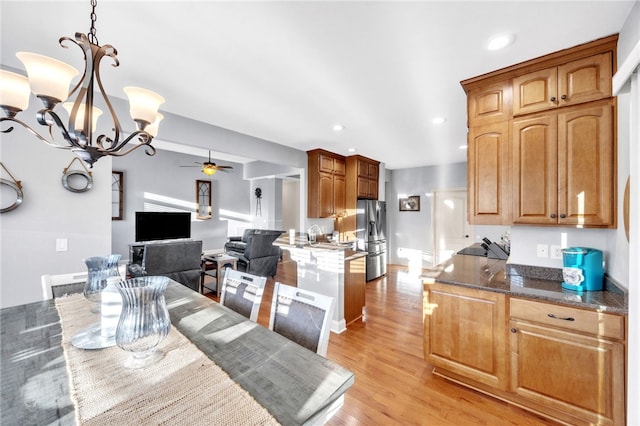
135, 211, 191, 242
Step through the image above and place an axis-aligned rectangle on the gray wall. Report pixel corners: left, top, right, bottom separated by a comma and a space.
1, 119, 111, 308
111, 148, 250, 261
387, 162, 467, 265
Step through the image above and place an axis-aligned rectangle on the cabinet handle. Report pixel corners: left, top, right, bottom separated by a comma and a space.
547, 313, 575, 321
550, 96, 557, 102
560, 214, 566, 219
561, 94, 567, 100
550, 213, 556, 218
510, 328, 517, 333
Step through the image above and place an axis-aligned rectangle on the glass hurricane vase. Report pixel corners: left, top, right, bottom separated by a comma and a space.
115, 276, 171, 369
83, 254, 121, 314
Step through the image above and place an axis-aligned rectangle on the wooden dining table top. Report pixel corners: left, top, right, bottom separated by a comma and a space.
0, 280, 354, 425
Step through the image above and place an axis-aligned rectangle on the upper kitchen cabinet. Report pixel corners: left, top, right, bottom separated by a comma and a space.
461, 34, 617, 228
347, 155, 379, 200
513, 52, 613, 116
512, 100, 615, 227
467, 121, 511, 225
467, 81, 512, 126
308, 149, 346, 218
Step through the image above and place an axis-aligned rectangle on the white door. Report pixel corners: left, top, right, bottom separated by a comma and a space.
432, 189, 474, 265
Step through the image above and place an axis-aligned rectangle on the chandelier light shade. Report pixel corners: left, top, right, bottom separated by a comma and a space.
16, 52, 80, 104
145, 113, 164, 138
0, 70, 31, 112
63, 102, 103, 133
123, 87, 165, 126
0, 1, 164, 167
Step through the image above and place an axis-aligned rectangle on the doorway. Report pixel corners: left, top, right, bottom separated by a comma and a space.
432, 188, 474, 265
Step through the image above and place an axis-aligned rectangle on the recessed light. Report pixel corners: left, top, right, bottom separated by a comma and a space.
487, 33, 515, 51
432, 117, 446, 124
347, 148, 356, 153
333, 124, 344, 131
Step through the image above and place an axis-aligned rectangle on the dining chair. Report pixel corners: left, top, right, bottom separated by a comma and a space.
41, 265, 126, 300
41, 271, 87, 300
219, 269, 267, 322
269, 282, 335, 357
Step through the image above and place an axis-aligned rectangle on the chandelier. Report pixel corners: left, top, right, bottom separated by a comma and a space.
0, 0, 164, 167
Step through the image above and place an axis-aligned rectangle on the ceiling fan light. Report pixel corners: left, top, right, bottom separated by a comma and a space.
16, 52, 79, 103
62, 102, 103, 132
123, 86, 165, 128
202, 164, 217, 175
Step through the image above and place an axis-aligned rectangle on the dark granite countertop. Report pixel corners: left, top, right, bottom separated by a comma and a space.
421, 254, 628, 315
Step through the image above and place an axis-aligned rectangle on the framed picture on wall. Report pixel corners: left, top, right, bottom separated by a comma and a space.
112, 171, 124, 220
399, 195, 420, 212
196, 180, 212, 219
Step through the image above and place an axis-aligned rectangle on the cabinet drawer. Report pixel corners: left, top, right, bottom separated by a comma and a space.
510, 298, 624, 340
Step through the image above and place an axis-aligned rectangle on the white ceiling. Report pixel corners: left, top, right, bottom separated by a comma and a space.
0, 1, 635, 170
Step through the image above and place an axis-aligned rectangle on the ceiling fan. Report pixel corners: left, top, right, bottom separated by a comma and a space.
180, 151, 233, 176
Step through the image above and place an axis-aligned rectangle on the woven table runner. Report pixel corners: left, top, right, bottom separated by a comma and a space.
55, 294, 280, 425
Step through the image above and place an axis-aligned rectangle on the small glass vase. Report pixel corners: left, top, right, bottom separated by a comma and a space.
83, 254, 121, 314
115, 276, 171, 369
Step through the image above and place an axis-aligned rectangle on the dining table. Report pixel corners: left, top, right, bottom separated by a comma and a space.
0, 280, 355, 425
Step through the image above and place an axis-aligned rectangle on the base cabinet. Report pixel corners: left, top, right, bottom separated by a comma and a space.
510, 321, 625, 425
344, 255, 365, 325
423, 285, 627, 426
423, 283, 508, 390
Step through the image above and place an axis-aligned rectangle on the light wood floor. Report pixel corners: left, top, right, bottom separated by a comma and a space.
204, 264, 558, 426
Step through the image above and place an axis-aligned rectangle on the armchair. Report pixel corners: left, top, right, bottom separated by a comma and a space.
225, 230, 283, 278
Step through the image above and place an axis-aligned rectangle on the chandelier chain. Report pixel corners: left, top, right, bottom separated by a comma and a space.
88, 0, 98, 45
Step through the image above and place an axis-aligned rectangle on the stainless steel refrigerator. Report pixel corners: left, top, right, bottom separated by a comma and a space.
356, 200, 387, 281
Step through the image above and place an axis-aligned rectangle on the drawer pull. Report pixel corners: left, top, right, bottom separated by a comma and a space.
547, 313, 575, 321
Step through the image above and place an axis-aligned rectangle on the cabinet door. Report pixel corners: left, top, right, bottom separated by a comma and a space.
512, 114, 558, 225
367, 178, 378, 200
424, 283, 508, 390
333, 174, 346, 214
510, 320, 625, 425
367, 162, 379, 179
513, 68, 557, 115
557, 52, 612, 107
344, 256, 365, 325
333, 157, 346, 175
318, 172, 334, 217
467, 81, 512, 126
557, 101, 614, 227
467, 121, 511, 224
319, 153, 336, 173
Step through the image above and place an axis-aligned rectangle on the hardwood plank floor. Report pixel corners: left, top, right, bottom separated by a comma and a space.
204, 264, 558, 426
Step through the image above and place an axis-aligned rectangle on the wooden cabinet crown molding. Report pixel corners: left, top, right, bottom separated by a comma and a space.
461, 34, 618, 93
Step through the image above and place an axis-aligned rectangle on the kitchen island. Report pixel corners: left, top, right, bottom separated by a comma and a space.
423, 254, 628, 425
276, 237, 367, 333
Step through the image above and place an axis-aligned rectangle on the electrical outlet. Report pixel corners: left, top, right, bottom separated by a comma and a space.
536, 244, 548, 258
551, 245, 563, 259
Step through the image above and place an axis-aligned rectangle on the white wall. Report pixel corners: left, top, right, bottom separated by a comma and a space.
0, 125, 111, 308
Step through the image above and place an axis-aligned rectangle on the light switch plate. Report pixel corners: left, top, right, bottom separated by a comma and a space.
56, 238, 68, 252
